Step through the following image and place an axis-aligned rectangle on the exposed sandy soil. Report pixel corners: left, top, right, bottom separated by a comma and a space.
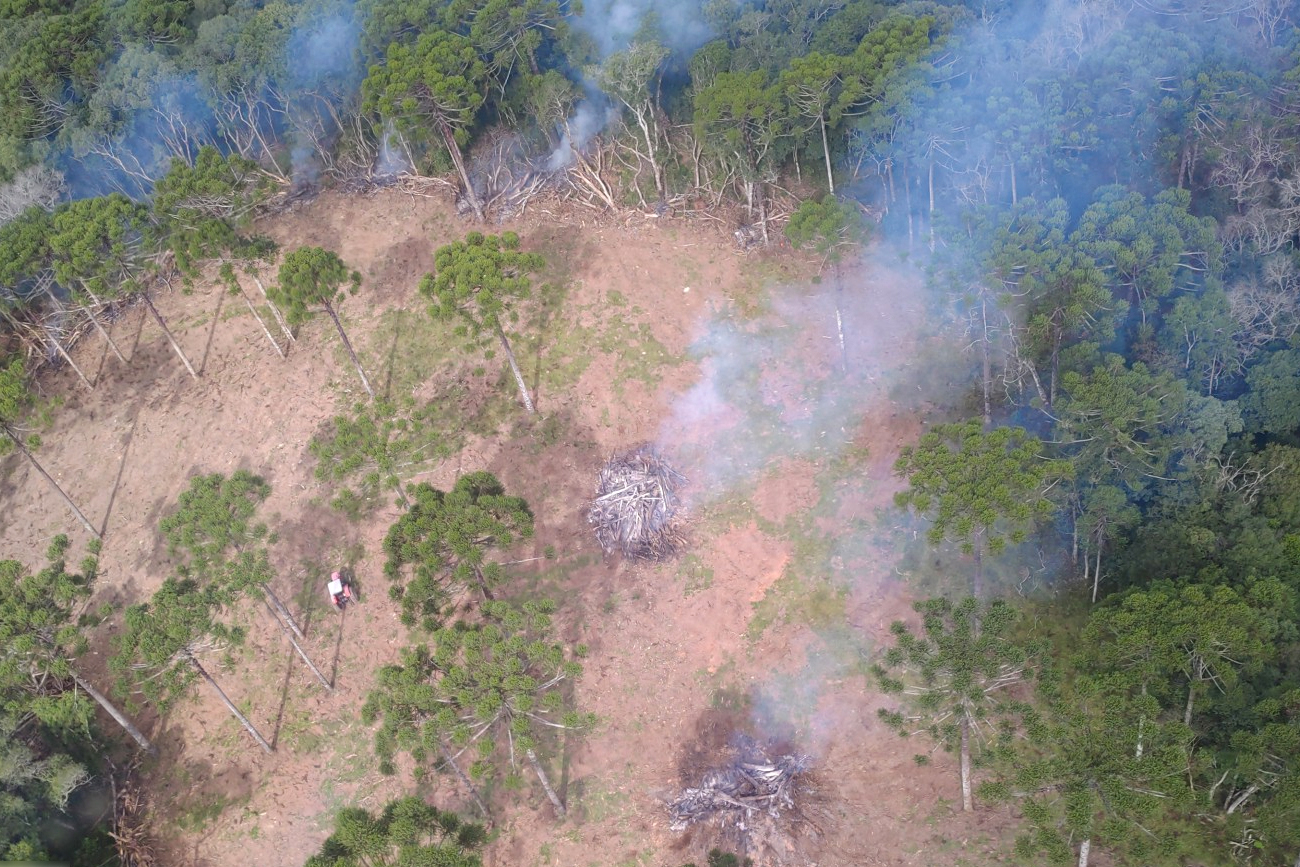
1, 189, 1017, 867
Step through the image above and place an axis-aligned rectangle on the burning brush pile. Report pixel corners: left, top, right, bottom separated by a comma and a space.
668, 737, 812, 833
588, 446, 686, 560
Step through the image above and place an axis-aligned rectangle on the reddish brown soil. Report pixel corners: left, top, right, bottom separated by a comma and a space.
0, 189, 1015, 866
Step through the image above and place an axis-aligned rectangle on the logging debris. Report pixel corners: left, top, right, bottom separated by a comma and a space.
668, 740, 812, 832
588, 446, 686, 561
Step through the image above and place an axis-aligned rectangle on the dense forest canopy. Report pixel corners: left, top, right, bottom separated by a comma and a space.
2, 0, 1300, 864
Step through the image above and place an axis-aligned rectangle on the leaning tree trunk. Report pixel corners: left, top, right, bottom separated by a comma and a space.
260, 584, 303, 640
39, 284, 93, 391
959, 717, 973, 812
236, 283, 285, 359
1077, 837, 1091, 867
495, 324, 535, 414
188, 654, 272, 753
820, 113, 835, 194
324, 302, 374, 399
437, 116, 484, 222
252, 275, 295, 346
142, 291, 198, 379
260, 597, 332, 692
71, 671, 155, 755
526, 748, 566, 818
77, 283, 127, 363
439, 742, 490, 817
2, 425, 99, 538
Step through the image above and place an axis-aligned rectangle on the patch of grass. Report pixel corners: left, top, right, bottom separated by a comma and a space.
677, 553, 715, 596
175, 791, 247, 833
747, 568, 848, 641
355, 307, 461, 401
573, 778, 634, 825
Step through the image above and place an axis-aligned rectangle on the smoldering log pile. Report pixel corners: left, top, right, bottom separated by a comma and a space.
668, 741, 812, 832
588, 446, 687, 561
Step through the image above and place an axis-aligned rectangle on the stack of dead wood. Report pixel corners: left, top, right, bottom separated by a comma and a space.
668, 740, 812, 832
588, 446, 686, 560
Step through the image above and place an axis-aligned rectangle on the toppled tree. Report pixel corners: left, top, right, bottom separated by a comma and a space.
305, 796, 487, 867
309, 398, 457, 516
0, 357, 99, 537
113, 576, 272, 753
0, 536, 154, 753
421, 231, 545, 414
588, 446, 687, 560
382, 471, 533, 629
894, 421, 1069, 596
873, 597, 1041, 812
363, 599, 592, 818
270, 246, 373, 398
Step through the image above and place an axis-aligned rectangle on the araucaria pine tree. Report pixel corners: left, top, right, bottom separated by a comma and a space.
305, 796, 487, 867
382, 471, 533, 629
270, 246, 373, 397
362, 600, 593, 818
421, 232, 545, 413
0, 536, 154, 753
873, 596, 1040, 812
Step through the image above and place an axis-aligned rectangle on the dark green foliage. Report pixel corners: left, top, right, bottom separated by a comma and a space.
111, 576, 243, 708
873, 597, 1041, 804
304, 796, 486, 867
894, 421, 1069, 562
784, 196, 866, 260
362, 599, 592, 787
0, 537, 98, 737
160, 470, 270, 576
421, 231, 544, 340
381, 472, 533, 629
270, 246, 361, 328
151, 146, 274, 276
309, 399, 457, 517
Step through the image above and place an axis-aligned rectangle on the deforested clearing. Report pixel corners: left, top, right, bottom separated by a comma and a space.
0, 189, 983, 867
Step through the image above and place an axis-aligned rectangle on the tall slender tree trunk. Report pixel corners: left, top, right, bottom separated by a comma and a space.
324, 302, 374, 399
3, 426, 99, 538
48, 329, 93, 391
959, 717, 972, 812
189, 655, 272, 753
252, 275, 295, 346
142, 292, 198, 379
1077, 837, 1091, 867
261, 597, 332, 692
757, 186, 770, 247
927, 160, 935, 252
526, 748, 566, 817
980, 296, 991, 427
1184, 673, 1197, 728
471, 564, 496, 601
1090, 538, 1103, 603
437, 117, 484, 222
39, 284, 93, 390
973, 543, 984, 599
496, 325, 534, 413
820, 114, 834, 194
260, 584, 303, 640
71, 671, 155, 755
238, 285, 285, 359
78, 284, 127, 363
439, 741, 490, 817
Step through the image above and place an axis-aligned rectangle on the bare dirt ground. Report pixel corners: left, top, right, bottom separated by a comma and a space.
1, 189, 1017, 866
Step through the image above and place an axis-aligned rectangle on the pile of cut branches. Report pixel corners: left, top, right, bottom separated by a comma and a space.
588, 446, 686, 560
668, 740, 812, 832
